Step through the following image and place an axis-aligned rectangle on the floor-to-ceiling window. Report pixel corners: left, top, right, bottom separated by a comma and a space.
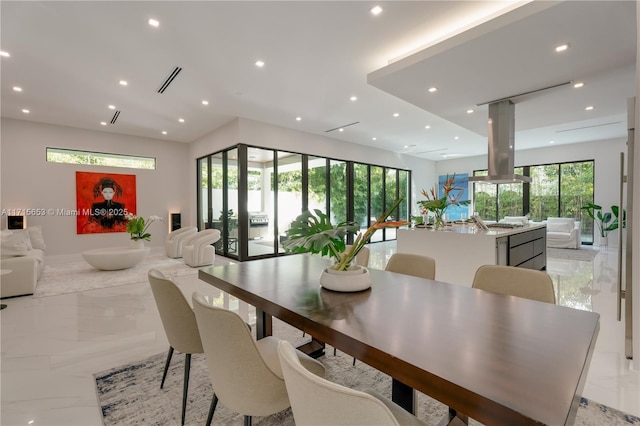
197, 144, 410, 261
473, 160, 594, 243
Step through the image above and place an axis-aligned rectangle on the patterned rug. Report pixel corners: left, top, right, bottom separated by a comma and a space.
548, 247, 599, 262
95, 320, 639, 426
35, 252, 198, 298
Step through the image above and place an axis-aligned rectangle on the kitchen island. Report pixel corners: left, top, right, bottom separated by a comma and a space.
396, 223, 546, 286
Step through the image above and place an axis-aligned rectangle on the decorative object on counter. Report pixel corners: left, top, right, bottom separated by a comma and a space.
126, 214, 163, 244
418, 174, 470, 230
283, 199, 408, 291
580, 203, 625, 247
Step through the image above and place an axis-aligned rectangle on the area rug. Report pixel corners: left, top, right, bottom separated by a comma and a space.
35, 252, 198, 298
548, 247, 599, 262
95, 320, 639, 426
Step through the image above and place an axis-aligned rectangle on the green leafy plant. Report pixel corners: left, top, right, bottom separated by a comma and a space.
580, 203, 625, 238
418, 174, 471, 227
283, 198, 408, 271
125, 214, 163, 241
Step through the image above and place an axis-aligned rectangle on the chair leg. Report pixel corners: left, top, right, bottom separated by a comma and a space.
160, 346, 174, 389
181, 353, 191, 426
244, 415, 252, 426
352, 357, 356, 366
333, 347, 336, 356
205, 393, 218, 426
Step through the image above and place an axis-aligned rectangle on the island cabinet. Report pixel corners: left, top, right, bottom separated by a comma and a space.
396, 224, 546, 287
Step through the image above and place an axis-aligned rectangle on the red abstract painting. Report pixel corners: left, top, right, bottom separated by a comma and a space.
76, 171, 137, 234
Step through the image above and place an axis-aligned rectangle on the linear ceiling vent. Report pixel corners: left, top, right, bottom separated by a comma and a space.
325, 121, 360, 133
110, 110, 121, 124
157, 67, 182, 94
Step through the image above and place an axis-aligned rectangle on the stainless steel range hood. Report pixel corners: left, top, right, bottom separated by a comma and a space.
469, 100, 531, 184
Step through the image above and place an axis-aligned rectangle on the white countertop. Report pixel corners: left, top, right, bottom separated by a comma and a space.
410, 222, 545, 237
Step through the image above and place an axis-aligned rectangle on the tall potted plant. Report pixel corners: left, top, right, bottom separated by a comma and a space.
580, 203, 625, 247
283, 198, 408, 291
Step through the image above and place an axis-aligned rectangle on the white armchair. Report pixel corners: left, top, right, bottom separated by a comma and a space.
546, 217, 580, 249
164, 226, 197, 258
182, 229, 221, 267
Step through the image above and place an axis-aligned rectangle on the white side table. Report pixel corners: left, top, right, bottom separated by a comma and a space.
1, 269, 12, 310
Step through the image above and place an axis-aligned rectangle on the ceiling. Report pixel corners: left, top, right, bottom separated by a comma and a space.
1, 1, 636, 162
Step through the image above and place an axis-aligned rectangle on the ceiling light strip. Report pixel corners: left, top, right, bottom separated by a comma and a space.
157, 67, 182, 94
475, 81, 572, 106
110, 110, 121, 124
556, 121, 622, 133
325, 121, 360, 133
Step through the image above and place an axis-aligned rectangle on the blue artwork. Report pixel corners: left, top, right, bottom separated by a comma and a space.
438, 173, 469, 220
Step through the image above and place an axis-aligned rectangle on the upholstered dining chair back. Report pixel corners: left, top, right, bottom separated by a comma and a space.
346, 245, 370, 267
385, 253, 436, 280
148, 269, 203, 356
165, 226, 198, 258
147, 269, 204, 425
192, 291, 324, 423
277, 340, 427, 426
472, 265, 556, 304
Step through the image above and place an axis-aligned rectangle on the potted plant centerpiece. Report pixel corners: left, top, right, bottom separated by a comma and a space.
580, 203, 625, 247
283, 198, 408, 292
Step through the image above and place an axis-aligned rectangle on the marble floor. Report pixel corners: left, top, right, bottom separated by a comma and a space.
1, 242, 638, 426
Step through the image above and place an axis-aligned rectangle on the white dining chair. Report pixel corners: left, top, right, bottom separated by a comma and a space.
472, 265, 556, 304
192, 292, 325, 426
147, 269, 203, 425
385, 253, 436, 280
277, 340, 428, 426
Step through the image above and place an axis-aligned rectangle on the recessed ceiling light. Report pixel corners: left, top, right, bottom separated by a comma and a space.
585, 105, 594, 111
108, 105, 115, 110
372, 137, 377, 141
179, 118, 185, 123
119, 80, 128, 86
466, 109, 474, 114
339, 128, 344, 132
12, 86, 22, 92
549, 140, 555, 144
428, 87, 437, 93
295, 116, 302, 121
148, 18, 159, 27
255, 60, 265, 68
555, 43, 569, 52
202, 100, 209, 105
393, 113, 399, 117
573, 82, 584, 88
350, 96, 358, 101
425, 125, 431, 129
371, 5, 383, 15
162, 131, 167, 135
22, 109, 30, 114
0, 51, 9, 57
100, 122, 107, 126
454, 136, 459, 140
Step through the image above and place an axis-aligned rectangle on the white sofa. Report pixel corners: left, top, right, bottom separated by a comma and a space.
499, 216, 530, 225
1, 226, 46, 297
545, 217, 580, 249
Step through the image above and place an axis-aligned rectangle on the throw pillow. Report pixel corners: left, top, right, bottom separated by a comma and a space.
11, 229, 33, 250
28, 225, 47, 251
1, 231, 28, 257
547, 221, 572, 233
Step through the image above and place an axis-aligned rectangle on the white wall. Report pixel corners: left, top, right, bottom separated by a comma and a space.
188, 117, 436, 221
0, 118, 190, 255
435, 137, 628, 245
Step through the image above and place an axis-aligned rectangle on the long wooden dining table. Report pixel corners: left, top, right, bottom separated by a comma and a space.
198, 254, 600, 425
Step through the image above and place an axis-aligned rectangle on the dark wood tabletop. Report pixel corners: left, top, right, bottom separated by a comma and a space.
199, 254, 600, 426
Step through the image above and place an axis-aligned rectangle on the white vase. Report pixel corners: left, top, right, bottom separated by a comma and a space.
320, 265, 371, 292
598, 236, 608, 248
130, 239, 145, 249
